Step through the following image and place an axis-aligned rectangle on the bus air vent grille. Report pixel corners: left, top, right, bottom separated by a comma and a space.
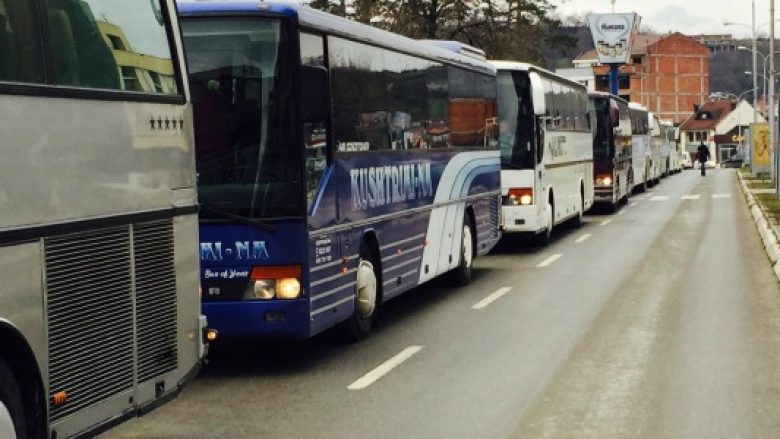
46, 225, 134, 422
134, 219, 178, 383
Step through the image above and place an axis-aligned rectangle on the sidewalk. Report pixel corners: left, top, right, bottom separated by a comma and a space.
736, 171, 780, 282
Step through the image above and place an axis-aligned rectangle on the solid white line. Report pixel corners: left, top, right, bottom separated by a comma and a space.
537, 254, 562, 268
347, 346, 424, 390
650, 195, 669, 201
600, 219, 612, 226
629, 202, 638, 208
712, 193, 731, 199
681, 194, 701, 200
575, 233, 592, 244
471, 287, 512, 310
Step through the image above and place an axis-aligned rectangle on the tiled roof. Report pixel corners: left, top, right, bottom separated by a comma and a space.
678, 100, 734, 131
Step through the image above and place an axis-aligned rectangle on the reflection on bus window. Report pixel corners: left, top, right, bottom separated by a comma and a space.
44, 0, 177, 94
0, 0, 44, 83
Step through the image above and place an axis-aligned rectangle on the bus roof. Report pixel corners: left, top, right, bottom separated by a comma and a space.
176, 0, 496, 75
588, 91, 628, 104
488, 60, 587, 90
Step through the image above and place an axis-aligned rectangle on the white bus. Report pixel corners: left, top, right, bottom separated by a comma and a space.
492, 62, 594, 245
629, 103, 650, 191
649, 112, 665, 181
0, 1, 208, 438
660, 120, 681, 173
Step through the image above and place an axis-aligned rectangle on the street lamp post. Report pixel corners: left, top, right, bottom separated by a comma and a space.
725, 4, 759, 123
772, 0, 777, 196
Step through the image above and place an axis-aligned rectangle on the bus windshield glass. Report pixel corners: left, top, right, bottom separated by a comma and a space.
593, 98, 611, 160
497, 71, 535, 170
182, 18, 302, 219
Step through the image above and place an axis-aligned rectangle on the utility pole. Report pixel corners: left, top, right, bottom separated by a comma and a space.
754, 0, 759, 123
772, 0, 777, 196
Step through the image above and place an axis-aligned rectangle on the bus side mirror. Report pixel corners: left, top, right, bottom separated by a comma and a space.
301, 66, 329, 122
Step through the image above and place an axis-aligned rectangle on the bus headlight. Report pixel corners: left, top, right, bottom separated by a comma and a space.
243, 265, 303, 300
505, 188, 533, 206
245, 280, 276, 300
595, 174, 613, 186
276, 278, 302, 299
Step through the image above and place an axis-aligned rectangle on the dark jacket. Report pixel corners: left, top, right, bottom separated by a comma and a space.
697, 144, 710, 162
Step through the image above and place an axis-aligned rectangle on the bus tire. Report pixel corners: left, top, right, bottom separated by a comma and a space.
535, 197, 553, 246
344, 242, 378, 341
449, 214, 475, 286
0, 358, 27, 439
574, 185, 585, 226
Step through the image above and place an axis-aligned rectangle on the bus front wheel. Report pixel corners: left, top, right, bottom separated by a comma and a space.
0, 359, 26, 439
344, 243, 378, 341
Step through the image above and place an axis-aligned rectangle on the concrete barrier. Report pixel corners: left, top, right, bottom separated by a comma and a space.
737, 172, 780, 282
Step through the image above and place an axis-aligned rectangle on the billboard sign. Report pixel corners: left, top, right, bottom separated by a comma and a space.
751, 123, 770, 174
587, 13, 641, 64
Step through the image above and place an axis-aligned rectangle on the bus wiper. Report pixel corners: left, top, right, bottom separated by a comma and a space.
200, 205, 277, 233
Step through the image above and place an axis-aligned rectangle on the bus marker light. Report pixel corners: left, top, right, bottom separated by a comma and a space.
595, 174, 613, 186
203, 328, 218, 343
341, 267, 349, 275
397, 249, 402, 256
53, 391, 68, 406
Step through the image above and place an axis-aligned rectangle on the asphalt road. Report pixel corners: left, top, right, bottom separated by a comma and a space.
104, 169, 780, 439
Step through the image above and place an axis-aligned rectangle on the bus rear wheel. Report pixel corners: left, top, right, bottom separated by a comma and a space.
0, 359, 26, 439
344, 243, 378, 341
535, 198, 553, 246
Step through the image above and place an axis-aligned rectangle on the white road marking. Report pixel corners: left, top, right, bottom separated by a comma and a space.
681, 194, 701, 200
472, 287, 512, 310
650, 196, 669, 201
712, 193, 731, 199
348, 346, 424, 390
537, 254, 562, 268
600, 219, 612, 226
575, 233, 592, 244
617, 210, 626, 216
629, 202, 638, 208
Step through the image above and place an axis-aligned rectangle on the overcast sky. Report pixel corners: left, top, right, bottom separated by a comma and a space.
552, 0, 772, 38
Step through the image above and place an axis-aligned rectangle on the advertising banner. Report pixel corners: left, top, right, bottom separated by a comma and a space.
751, 123, 770, 174
587, 13, 641, 64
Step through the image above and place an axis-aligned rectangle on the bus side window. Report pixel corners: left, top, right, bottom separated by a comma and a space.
0, 0, 44, 83
301, 32, 330, 212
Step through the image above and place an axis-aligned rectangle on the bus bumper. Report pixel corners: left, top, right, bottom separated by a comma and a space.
203, 300, 311, 340
500, 205, 543, 233
594, 186, 616, 204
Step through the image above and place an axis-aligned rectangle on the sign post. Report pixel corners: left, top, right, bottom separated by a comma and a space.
587, 13, 641, 96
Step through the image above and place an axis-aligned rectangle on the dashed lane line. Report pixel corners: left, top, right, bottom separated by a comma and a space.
618, 210, 626, 216
629, 202, 638, 208
681, 194, 701, 200
537, 254, 562, 268
650, 195, 670, 201
600, 219, 613, 226
712, 193, 731, 199
471, 287, 513, 310
347, 346, 424, 390
575, 233, 592, 244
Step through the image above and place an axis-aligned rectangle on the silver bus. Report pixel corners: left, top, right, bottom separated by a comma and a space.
0, 1, 207, 437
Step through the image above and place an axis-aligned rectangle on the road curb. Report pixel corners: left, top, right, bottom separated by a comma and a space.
737, 172, 780, 281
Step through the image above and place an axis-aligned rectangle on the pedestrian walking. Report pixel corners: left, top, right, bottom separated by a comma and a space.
697, 142, 710, 176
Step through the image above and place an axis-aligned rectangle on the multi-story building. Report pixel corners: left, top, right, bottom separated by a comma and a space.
574, 33, 710, 124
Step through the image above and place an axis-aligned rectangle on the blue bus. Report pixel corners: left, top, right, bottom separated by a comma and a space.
178, 1, 502, 340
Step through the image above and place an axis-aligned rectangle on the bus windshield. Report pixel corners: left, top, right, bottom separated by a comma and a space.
182, 18, 303, 219
593, 98, 611, 160
497, 71, 535, 169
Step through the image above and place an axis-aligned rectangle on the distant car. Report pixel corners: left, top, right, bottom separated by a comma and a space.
721, 153, 744, 168
681, 151, 693, 169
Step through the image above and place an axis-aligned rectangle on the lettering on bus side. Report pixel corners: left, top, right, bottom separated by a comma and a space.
200, 241, 270, 261
350, 163, 434, 211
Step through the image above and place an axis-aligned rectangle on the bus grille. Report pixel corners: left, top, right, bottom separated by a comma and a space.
134, 220, 178, 383
46, 220, 179, 421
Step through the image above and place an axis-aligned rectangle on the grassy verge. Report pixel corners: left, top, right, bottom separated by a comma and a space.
755, 193, 780, 223
747, 180, 775, 189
